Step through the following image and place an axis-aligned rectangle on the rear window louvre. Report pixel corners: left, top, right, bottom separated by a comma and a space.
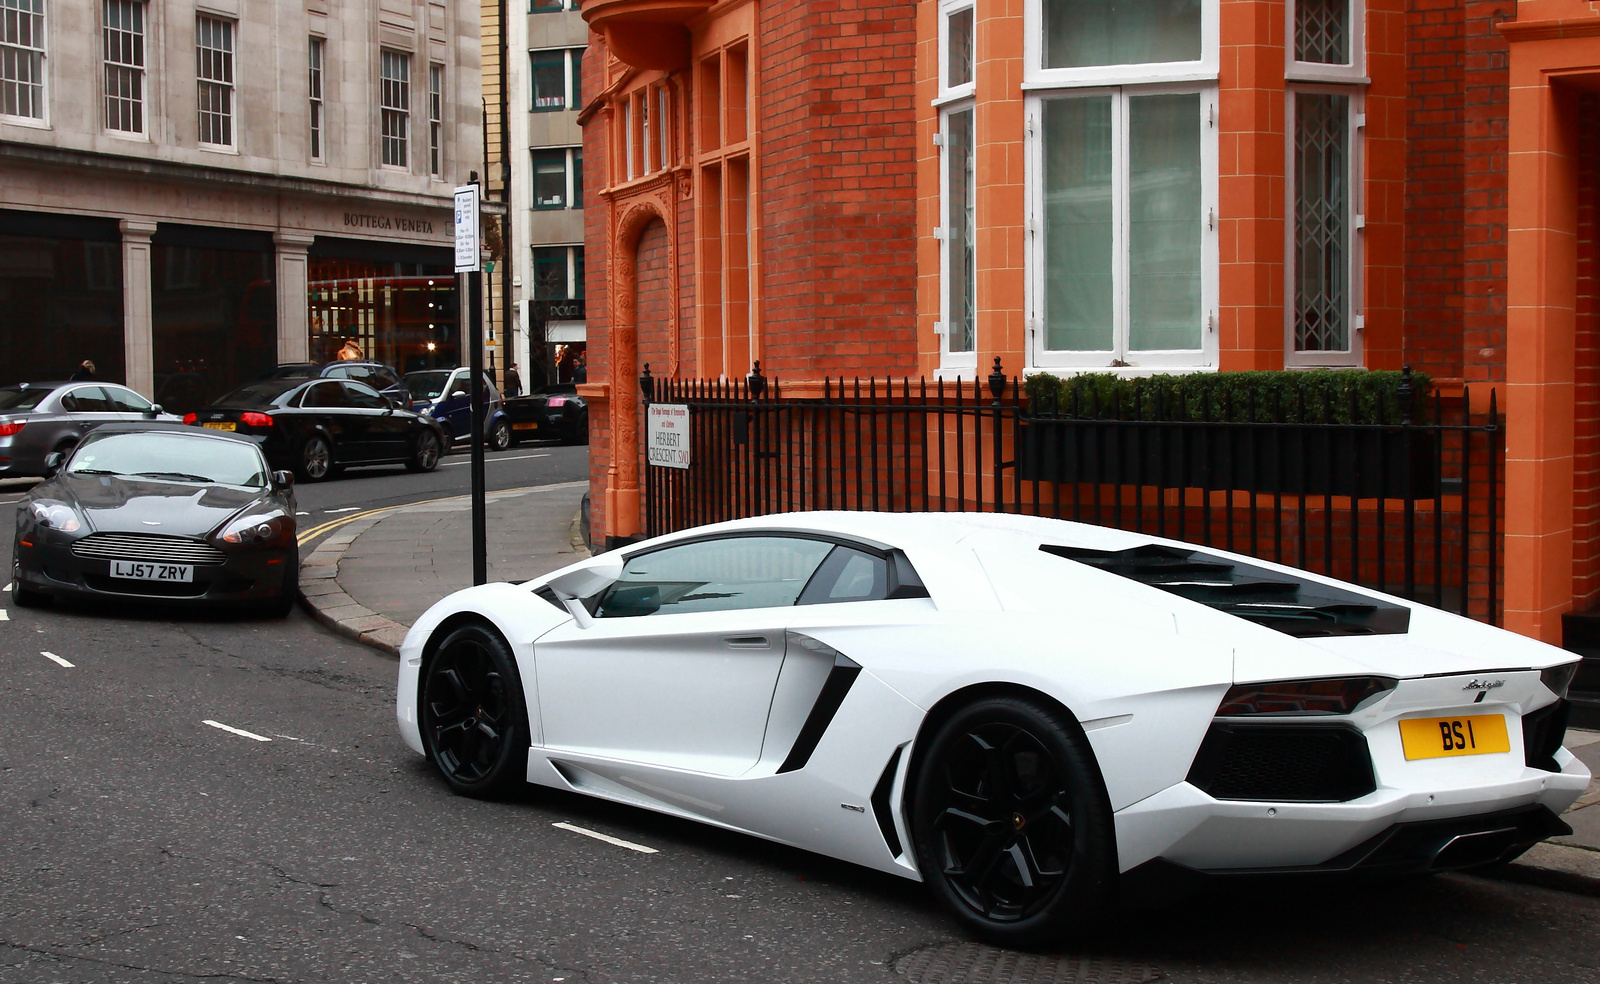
1040, 543, 1410, 637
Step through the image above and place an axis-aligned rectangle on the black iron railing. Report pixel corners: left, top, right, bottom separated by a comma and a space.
639, 362, 1504, 623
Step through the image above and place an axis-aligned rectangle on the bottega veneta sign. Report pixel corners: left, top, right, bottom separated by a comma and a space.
342, 212, 436, 234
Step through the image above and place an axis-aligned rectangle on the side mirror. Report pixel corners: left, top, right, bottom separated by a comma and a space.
271, 470, 295, 491
450, 388, 468, 398
144, 404, 163, 418
43, 451, 63, 476
545, 553, 624, 600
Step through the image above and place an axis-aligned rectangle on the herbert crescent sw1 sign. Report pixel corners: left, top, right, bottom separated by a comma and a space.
647, 404, 691, 469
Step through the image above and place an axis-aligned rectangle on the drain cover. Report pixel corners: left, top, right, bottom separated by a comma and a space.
894, 943, 1165, 984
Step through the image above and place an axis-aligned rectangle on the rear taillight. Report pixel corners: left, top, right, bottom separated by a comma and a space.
1541, 662, 1580, 699
1217, 677, 1398, 716
240, 412, 274, 428
182, 413, 198, 425
546, 396, 567, 408
0, 421, 23, 437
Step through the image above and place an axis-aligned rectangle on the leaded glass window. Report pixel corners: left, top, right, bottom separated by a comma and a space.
1293, 92, 1349, 352
1, 0, 45, 120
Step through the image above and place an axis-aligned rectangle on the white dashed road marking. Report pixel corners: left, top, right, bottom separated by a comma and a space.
203, 720, 272, 742
552, 822, 659, 854
40, 651, 73, 668
0, 609, 8, 621
323, 507, 360, 514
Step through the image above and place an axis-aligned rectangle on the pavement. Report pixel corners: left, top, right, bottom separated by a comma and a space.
298, 487, 1600, 904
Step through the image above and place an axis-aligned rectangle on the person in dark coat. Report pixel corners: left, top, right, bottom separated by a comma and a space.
504, 363, 522, 397
70, 360, 96, 381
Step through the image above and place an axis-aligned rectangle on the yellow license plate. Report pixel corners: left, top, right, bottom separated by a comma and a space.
202, 421, 237, 431
512, 422, 539, 430
1398, 715, 1511, 760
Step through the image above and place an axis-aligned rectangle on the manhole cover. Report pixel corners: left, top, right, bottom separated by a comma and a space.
894, 943, 1165, 984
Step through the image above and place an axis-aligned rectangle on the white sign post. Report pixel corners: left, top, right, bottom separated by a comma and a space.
453, 184, 480, 273
647, 404, 691, 470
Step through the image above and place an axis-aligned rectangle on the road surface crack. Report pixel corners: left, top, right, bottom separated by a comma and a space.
0, 941, 286, 982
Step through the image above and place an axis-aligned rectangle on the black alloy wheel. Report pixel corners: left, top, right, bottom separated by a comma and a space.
297, 435, 334, 482
489, 419, 511, 452
407, 429, 442, 472
10, 553, 46, 608
419, 623, 530, 798
911, 696, 1115, 946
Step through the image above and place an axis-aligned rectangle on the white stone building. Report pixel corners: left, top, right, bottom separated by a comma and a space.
0, 0, 482, 411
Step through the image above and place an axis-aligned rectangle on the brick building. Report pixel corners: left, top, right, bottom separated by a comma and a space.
576, 0, 1600, 644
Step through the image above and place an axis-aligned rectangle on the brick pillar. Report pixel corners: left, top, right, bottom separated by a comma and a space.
274, 231, 315, 364
119, 218, 157, 398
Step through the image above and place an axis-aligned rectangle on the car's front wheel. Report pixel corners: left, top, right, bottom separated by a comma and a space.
911, 695, 1116, 947
488, 419, 511, 452
419, 623, 530, 798
407, 430, 442, 472
297, 435, 334, 482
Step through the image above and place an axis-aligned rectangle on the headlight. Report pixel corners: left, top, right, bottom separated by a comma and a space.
420, 405, 434, 416
220, 513, 293, 546
28, 500, 81, 532
1217, 677, 1398, 716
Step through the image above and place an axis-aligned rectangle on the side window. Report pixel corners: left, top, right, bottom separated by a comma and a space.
372, 368, 399, 390
342, 381, 390, 409
448, 372, 470, 397
107, 387, 153, 413
323, 365, 352, 379
61, 386, 112, 412
595, 536, 836, 618
798, 547, 888, 604
302, 382, 348, 408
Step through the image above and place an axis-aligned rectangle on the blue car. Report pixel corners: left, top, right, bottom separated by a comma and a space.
402, 368, 510, 452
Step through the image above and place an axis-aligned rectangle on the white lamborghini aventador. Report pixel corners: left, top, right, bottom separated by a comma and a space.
396, 511, 1590, 943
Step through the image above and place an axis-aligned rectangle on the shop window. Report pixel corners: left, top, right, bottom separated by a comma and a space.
150, 228, 277, 413
1287, 90, 1361, 364
429, 63, 443, 176
196, 16, 235, 148
0, 215, 124, 387
380, 49, 410, 167
1031, 90, 1216, 368
531, 47, 581, 111
1, 0, 46, 122
308, 255, 457, 374
309, 37, 325, 161
102, 0, 145, 135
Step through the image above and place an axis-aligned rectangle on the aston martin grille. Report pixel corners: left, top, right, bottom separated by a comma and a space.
71, 533, 227, 566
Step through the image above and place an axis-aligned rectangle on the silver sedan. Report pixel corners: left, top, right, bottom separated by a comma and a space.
0, 382, 178, 478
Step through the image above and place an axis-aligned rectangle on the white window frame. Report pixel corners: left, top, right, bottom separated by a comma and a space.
529, 46, 580, 112
531, 145, 581, 208
1284, 85, 1364, 367
428, 62, 443, 177
936, 0, 974, 104
308, 35, 324, 162
1, 0, 48, 126
1024, 85, 1220, 372
1022, 0, 1219, 90
379, 48, 410, 169
101, 0, 146, 137
1285, 0, 1366, 83
195, 14, 235, 150
938, 101, 977, 371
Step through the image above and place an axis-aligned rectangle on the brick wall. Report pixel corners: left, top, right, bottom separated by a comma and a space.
636, 219, 672, 371
582, 44, 611, 542
1573, 95, 1600, 607
756, 0, 920, 377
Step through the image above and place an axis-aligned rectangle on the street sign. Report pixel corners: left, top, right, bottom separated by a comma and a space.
647, 403, 691, 469
454, 184, 479, 273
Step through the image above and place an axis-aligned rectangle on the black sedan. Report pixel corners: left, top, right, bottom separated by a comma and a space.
10, 424, 299, 617
253, 360, 412, 407
502, 384, 589, 446
187, 377, 447, 482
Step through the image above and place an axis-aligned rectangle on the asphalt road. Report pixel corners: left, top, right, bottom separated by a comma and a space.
3, 447, 1600, 982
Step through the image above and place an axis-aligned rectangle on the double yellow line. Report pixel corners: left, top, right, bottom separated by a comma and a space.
294, 482, 581, 548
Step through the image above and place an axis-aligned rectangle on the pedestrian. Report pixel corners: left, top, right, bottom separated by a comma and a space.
70, 360, 96, 381
336, 337, 363, 361
504, 363, 522, 397
572, 354, 587, 384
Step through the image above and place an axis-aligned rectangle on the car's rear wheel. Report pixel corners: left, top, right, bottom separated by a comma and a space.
10, 555, 46, 608
407, 430, 442, 472
419, 623, 530, 798
911, 695, 1116, 947
489, 419, 511, 452
297, 435, 334, 482
561, 416, 589, 446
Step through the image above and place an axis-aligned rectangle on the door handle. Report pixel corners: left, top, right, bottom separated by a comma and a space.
723, 635, 771, 649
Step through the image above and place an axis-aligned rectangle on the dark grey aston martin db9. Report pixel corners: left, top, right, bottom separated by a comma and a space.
10, 424, 300, 617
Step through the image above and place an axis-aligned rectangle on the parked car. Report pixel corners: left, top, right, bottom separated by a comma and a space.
10, 423, 299, 617
187, 377, 447, 482
253, 361, 412, 408
403, 368, 511, 451
501, 383, 588, 446
398, 510, 1588, 945
0, 381, 178, 478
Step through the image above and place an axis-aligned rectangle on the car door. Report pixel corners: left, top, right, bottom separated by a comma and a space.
57, 385, 121, 438
300, 380, 373, 461
533, 535, 838, 777
104, 385, 157, 420
440, 369, 473, 439
341, 380, 410, 460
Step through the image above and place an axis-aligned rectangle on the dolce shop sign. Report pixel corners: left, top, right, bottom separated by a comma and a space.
647, 404, 691, 469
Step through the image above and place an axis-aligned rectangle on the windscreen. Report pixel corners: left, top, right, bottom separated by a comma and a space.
404, 371, 453, 400
0, 385, 55, 411
68, 432, 270, 488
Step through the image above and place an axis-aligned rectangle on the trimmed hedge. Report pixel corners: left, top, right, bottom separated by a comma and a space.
1022, 369, 1433, 424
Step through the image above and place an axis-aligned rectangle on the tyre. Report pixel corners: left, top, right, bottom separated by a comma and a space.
561, 416, 589, 446
296, 435, 334, 482
911, 695, 1116, 947
489, 419, 511, 452
10, 554, 46, 608
407, 429, 442, 473
419, 623, 530, 798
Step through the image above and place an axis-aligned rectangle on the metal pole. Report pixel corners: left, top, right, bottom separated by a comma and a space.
468, 182, 488, 586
